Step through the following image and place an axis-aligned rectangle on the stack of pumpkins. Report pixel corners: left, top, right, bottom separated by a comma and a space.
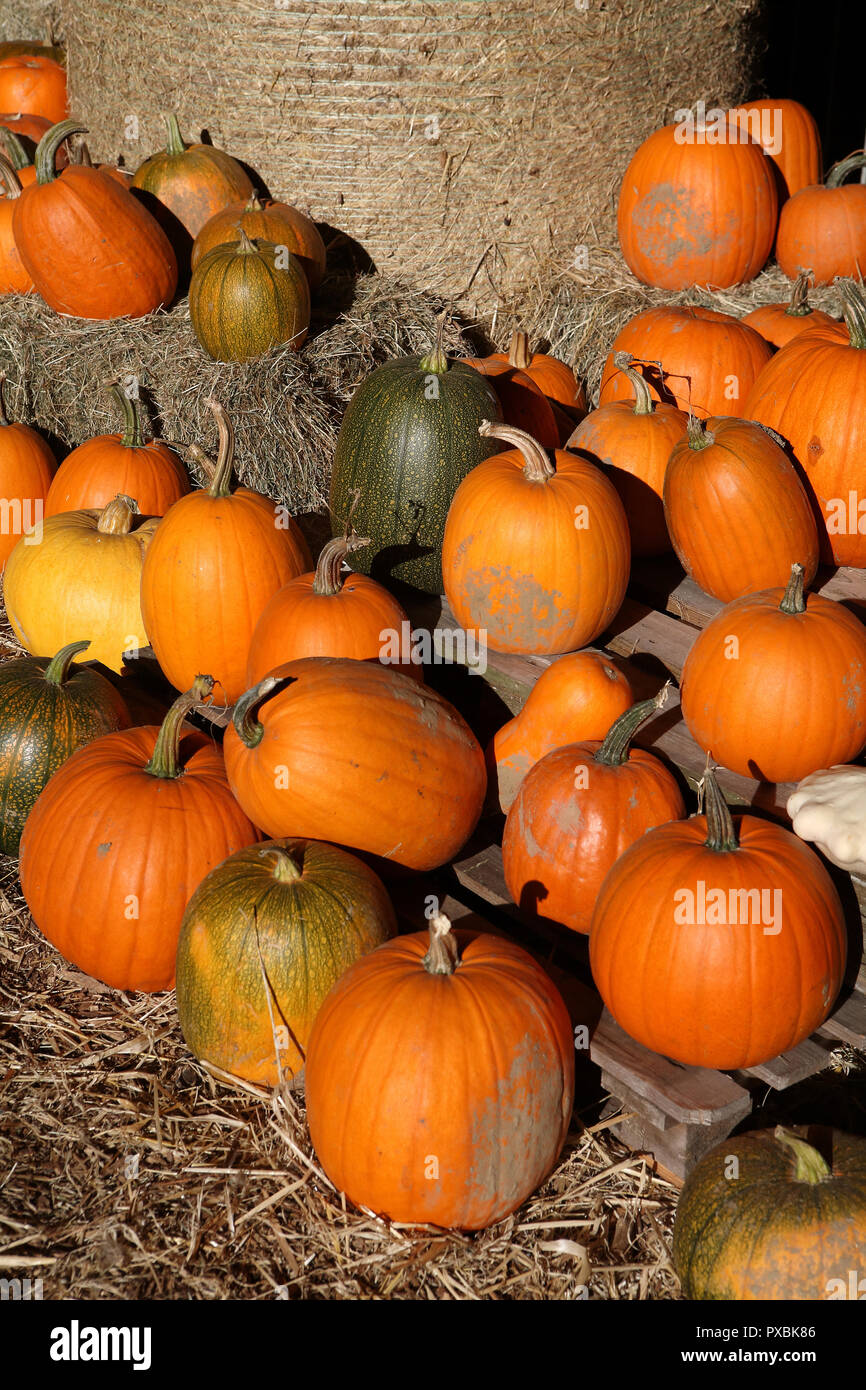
0, 40, 323, 361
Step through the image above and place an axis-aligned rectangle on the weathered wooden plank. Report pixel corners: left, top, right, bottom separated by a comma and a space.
629, 559, 866, 630
737, 1039, 833, 1090
816, 989, 866, 1047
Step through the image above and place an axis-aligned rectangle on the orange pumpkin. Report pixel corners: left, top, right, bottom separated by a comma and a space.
728, 99, 822, 201
0, 150, 33, 293
589, 767, 846, 1070
599, 306, 773, 419
503, 688, 686, 935
0, 372, 55, 571
45, 381, 189, 517
776, 154, 866, 285
463, 331, 586, 446
742, 270, 838, 349
617, 120, 777, 289
663, 415, 819, 601
442, 422, 630, 656
140, 401, 311, 703
19, 676, 260, 993
487, 649, 633, 814
566, 352, 686, 556
461, 340, 563, 448
191, 190, 326, 290
744, 277, 866, 567
0, 125, 35, 186
223, 658, 486, 871
681, 564, 866, 784
12, 119, 178, 320
0, 56, 67, 125
246, 527, 421, 685
305, 911, 575, 1230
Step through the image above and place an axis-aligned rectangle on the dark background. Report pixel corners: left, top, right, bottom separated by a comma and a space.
761, 0, 864, 171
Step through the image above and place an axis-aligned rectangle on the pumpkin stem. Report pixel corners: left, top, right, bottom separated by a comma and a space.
419, 310, 449, 375
507, 330, 532, 371
143, 674, 214, 779
162, 112, 187, 158
0, 149, 23, 198
262, 847, 303, 883
0, 126, 32, 172
245, 190, 264, 213
233, 675, 284, 749
786, 270, 814, 318
422, 912, 459, 975
312, 531, 371, 596
700, 765, 739, 853
773, 1126, 832, 1183
779, 562, 807, 615
96, 494, 139, 535
235, 225, 259, 255
595, 684, 671, 768
612, 352, 654, 416
478, 419, 555, 482
35, 118, 87, 184
204, 399, 235, 498
686, 414, 714, 450
834, 277, 866, 350
107, 381, 145, 449
44, 639, 91, 684
824, 150, 866, 189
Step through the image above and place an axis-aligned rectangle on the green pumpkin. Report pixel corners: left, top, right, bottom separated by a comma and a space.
328, 347, 503, 593
673, 1125, 866, 1300
175, 838, 397, 1086
0, 640, 131, 855
189, 229, 310, 363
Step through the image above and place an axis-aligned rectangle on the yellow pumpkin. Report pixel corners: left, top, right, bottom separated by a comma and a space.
3, 493, 158, 672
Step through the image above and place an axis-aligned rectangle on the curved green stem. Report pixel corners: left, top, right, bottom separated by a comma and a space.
143, 674, 214, 778
612, 352, 654, 415
595, 684, 671, 767
478, 419, 554, 481
232, 675, 285, 749
0, 125, 32, 172
779, 562, 807, 615
786, 270, 814, 317
162, 112, 187, 158
825, 151, 866, 188
44, 640, 90, 684
0, 151, 23, 197
834, 277, 866, 350
36, 118, 87, 184
204, 399, 235, 498
422, 913, 459, 975
419, 309, 449, 375
312, 531, 371, 596
774, 1126, 831, 1182
107, 381, 145, 449
701, 766, 739, 853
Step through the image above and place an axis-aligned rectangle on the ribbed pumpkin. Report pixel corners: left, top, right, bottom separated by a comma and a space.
589, 767, 846, 1069
305, 911, 575, 1230
140, 402, 311, 703
0, 373, 55, 572
328, 344, 502, 594
0, 150, 34, 293
566, 353, 686, 557
45, 382, 189, 518
663, 415, 819, 600
246, 528, 421, 685
191, 190, 326, 290
776, 153, 866, 285
4, 493, 158, 673
175, 838, 397, 1085
223, 658, 486, 871
0, 639, 130, 856
728, 99, 822, 201
131, 113, 254, 252
599, 306, 773, 419
189, 229, 310, 363
442, 422, 630, 656
19, 676, 259, 993
617, 120, 777, 289
673, 1126, 866, 1301
744, 277, 866, 567
680, 565, 866, 784
461, 331, 579, 448
742, 270, 838, 349
488, 650, 633, 814
12, 119, 177, 320
504, 689, 686, 935
0, 56, 67, 124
